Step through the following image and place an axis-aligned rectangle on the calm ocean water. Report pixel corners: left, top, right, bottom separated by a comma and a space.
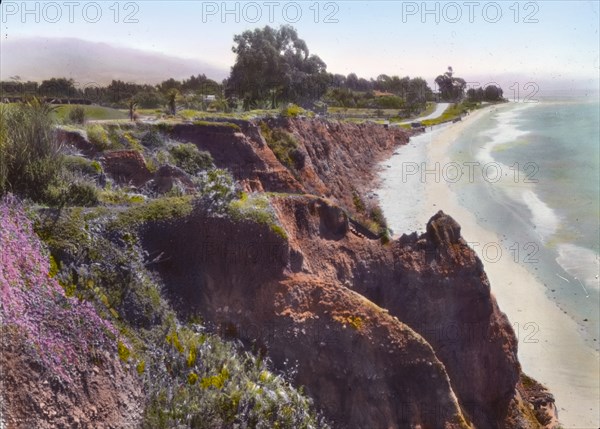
449, 98, 600, 349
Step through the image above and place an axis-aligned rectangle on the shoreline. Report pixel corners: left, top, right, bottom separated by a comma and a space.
378, 104, 600, 427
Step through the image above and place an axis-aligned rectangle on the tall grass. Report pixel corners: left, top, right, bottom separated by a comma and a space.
0, 99, 64, 201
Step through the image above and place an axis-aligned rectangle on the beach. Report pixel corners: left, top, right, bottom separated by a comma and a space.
378, 105, 600, 428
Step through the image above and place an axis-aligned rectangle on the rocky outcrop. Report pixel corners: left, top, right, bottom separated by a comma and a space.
101, 150, 152, 187
151, 164, 195, 194
56, 127, 98, 157
271, 197, 545, 428
272, 117, 411, 210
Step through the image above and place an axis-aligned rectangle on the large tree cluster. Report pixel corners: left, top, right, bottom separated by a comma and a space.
226, 25, 329, 109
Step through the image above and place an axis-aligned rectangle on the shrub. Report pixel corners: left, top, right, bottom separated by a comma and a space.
280, 103, 305, 118
0, 99, 64, 202
141, 324, 331, 429
86, 124, 111, 151
194, 169, 239, 212
352, 191, 365, 213
192, 120, 241, 131
228, 193, 287, 239
64, 155, 102, 176
112, 196, 194, 229
369, 206, 388, 230
44, 174, 100, 207
168, 143, 213, 175
124, 132, 143, 152
141, 129, 164, 149
259, 122, 304, 174
67, 105, 86, 124
374, 95, 404, 109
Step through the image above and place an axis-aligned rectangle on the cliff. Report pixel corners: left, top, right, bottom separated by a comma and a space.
2, 117, 555, 428
140, 118, 548, 427
138, 194, 545, 428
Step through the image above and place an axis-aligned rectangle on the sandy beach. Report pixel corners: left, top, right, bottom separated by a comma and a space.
379, 106, 600, 428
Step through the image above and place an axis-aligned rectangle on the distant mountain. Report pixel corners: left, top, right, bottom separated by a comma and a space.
0, 37, 228, 85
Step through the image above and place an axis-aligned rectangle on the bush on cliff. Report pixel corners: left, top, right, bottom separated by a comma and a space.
141, 129, 165, 149
169, 143, 213, 175
259, 122, 304, 175
44, 174, 100, 207
86, 123, 113, 151
280, 103, 305, 118
194, 169, 239, 212
142, 323, 330, 428
229, 192, 288, 239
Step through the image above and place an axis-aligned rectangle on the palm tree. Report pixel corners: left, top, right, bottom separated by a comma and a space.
166, 89, 179, 115
128, 99, 138, 121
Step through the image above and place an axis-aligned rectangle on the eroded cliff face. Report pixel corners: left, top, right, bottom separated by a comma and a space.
272, 197, 541, 428
165, 118, 411, 210
138, 205, 470, 429
136, 196, 543, 428
43, 118, 552, 428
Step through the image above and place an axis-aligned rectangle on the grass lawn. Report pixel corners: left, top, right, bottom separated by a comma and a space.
54, 104, 128, 122
329, 102, 437, 122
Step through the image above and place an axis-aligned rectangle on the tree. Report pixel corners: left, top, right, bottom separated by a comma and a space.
434, 66, 466, 102
158, 78, 181, 94
39, 77, 78, 99
166, 89, 180, 115
128, 99, 138, 121
484, 84, 503, 101
405, 77, 431, 113
227, 25, 328, 109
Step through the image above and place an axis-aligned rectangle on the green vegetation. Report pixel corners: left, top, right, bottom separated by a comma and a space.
44, 174, 100, 207
67, 105, 86, 124
228, 25, 328, 109
352, 191, 366, 213
142, 323, 329, 428
280, 103, 306, 118
192, 120, 241, 131
434, 66, 466, 102
466, 85, 505, 102
421, 101, 478, 127
0, 99, 66, 203
64, 155, 102, 176
86, 123, 113, 150
259, 122, 304, 176
141, 129, 165, 149
55, 104, 128, 122
194, 169, 239, 212
32, 194, 326, 429
112, 196, 194, 229
169, 143, 213, 175
99, 188, 146, 205
228, 192, 288, 239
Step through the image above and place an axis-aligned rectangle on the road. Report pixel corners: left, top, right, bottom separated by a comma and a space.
400, 102, 451, 124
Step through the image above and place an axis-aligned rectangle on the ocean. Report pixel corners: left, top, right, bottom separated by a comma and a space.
448, 98, 600, 350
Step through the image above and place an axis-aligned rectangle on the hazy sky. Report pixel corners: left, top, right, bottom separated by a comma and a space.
2, 1, 599, 90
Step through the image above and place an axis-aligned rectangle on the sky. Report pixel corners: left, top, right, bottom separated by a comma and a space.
1, 1, 599, 91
